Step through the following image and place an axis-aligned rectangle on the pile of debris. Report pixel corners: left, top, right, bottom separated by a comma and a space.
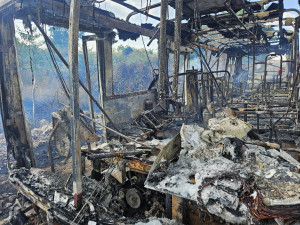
146, 117, 300, 224
0, 119, 57, 174
8, 167, 173, 224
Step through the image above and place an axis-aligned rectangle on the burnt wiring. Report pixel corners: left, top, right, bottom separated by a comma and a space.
140, 0, 156, 75
71, 157, 122, 224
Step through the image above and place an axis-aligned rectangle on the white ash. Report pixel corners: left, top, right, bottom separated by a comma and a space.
146, 117, 300, 224
31, 119, 52, 148
136, 217, 182, 225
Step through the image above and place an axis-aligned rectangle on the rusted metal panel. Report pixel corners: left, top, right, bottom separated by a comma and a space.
111, 158, 152, 174
128, 160, 152, 174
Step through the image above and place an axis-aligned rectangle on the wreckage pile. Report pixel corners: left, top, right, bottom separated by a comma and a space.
8, 166, 180, 224
8, 167, 133, 224
146, 117, 300, 224
0, 119, 59, 174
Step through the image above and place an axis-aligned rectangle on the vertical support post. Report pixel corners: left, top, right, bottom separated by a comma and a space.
247, 48, 250, 89
236, 56, 242, 74
82, 40, 95, 130
230, 57, 234, 102
68, 0, 82, 209
103, 35, 114, 97
165, 48, 170, 98
225, 55, 229, 100
296, 18, 299, 101
279, 54, 283, 88
239, 82, 242, 96
0, 15, 36, 169
184, 53, 191, 108
256, 114, 260, 133
203, 50, 210, 104
251, 41, 256, 100
158, 0, 168, 100
96, 32, 113, 142
216, 56, 220, 73
243, 103, 247, 122
208, 52, 214, 103
263, 55, 268, 102
172, 0, 183, 105
96, 35, 105, 110
278, 0, 284, 46
294, 18, 299, 90
202, 74, 207, 107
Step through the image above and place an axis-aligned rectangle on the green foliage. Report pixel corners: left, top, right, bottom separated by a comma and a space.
16, 26, 158, 100
113, 46, 158, 94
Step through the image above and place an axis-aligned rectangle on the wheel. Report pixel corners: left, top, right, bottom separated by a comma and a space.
125, 188, 142, 209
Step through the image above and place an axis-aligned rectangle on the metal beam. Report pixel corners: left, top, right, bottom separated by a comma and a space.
18, 0, 155, 38
68, 0, 82, 210
82, 40, 95, 131
126, 1, 169, 22
172, 0, 183, 104
95, 32, 114, 142
251, 40, 256, 100
158, 0, 168, 100
110, 0, 160, 22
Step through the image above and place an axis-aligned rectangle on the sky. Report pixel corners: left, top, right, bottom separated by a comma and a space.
14, 0, 300, 51
284, 0, 299, 11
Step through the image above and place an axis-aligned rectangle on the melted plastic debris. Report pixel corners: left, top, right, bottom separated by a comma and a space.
146, 117, 300, 224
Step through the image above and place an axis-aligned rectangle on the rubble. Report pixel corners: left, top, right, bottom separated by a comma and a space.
136, 217, 183, 225
0, 120, 62, 174
146, 117, 300, 224
52, 106, 100, 158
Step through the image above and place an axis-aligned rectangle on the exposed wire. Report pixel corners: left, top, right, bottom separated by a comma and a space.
71, 156, 122, 224
140, 0, 155, 74
27, 27, 36, 126
45, 40, 70, 98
